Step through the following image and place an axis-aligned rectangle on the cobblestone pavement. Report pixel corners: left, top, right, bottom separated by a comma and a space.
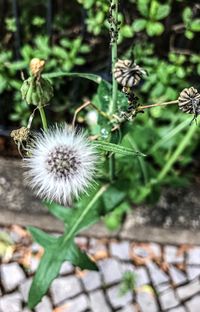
1, 226, 200, 311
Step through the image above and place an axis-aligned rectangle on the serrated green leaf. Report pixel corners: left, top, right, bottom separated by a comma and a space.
27, 226, 57, 247
93, 140, 145, 157
28, 185, 108, 309
46, 201, 73, 222
43, 72, 102, 84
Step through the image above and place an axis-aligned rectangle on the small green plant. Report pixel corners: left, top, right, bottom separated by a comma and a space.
119, 271, 137, 295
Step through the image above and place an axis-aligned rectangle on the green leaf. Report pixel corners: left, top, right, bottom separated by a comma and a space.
185, 30, 194, 40
155, 4, 170, 20
132, 19, 147, 32
66, 242, 98, 271
182, 7, 192, 25
121, 25, 134, 38
45, 202, 73, 222
28, 185, 108, 308
137, 0, 150, 17
102, 186, 126, 213
191, 19, 200, 32
43, 72, 102, 84
27, 226, 57, 247
146, 21, 164, 36
93, 141, 145, 157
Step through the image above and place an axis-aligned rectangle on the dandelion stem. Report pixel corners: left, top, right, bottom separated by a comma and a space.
138, 100, 178, 111
62, 184, 109, 245
38, 106, 48, 130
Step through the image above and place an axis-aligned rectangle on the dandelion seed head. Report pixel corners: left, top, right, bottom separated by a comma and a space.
24, 125, 98, 205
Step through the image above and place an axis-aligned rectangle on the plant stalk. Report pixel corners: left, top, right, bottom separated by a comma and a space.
38, 106, 48, 130
108, 0, 119, 181
138, 100, 178, 111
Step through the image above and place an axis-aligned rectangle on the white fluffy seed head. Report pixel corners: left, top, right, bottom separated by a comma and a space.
24, 124, 98, 205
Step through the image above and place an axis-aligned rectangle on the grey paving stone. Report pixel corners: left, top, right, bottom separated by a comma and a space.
28, 256, 39, 273
89, 238, 108, 259
22, 309, 32, 312
118, 304, 136, 312
56, 294, 89, 312
135, 267, 149, 288
107, 284, 133, 309
0, 292, 22, 312
147, 262, 169, 285
169, 307, 186, 312
159, 288, 179, 310
1, 263, 26, 291
81, 270, 102, 291
164, 246, 184, 263
98, 258, 123, 285
169, 265, 187, 286
110, 240, 130, 260
149, 243, 161, 258
35, 296, 52, 312
177, 279, 200, 300
187, 266, 200, 281
187, 247, 200, 265
185, 295, 200, 312
137, 290, 159, 312
19, 278, 33, 302
121, 263, 135, 274
89, 289, 111, 312
60, 261, 74, 275
50, 276, 82, 305
75, 236, 88, 249
155, 283, 170, 294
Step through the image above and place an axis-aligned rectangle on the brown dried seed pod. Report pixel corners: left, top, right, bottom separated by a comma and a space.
114, 59, 146, 87
10, 127, 30, 143
178, 87, 200, 115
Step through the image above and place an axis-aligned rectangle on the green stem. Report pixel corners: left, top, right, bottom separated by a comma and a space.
62, 184, 109, 245
38, 106, 48, 130
108, 0, 118, 116
108, 0, 118, 182
157, 122, 197, 182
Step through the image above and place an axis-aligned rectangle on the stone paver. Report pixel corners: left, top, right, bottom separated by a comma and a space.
89, 290, 111, 312
169, 265, 187, 286
50, 276, 82, 305
147, 261, 169, 285
2, 227, 200, 312
35, 296, 52, 312
57, 294, 89, 312
0, 292, 22, 312
99, 258, 123, 285
137, 289, 159, 312
164, 246, 184, 263
159, 288, 179, 310
107, 284, 133, 309
187, 247, 200, 265
185, 295, 200, 312
19, 278, 32, 302
177, 279, 200, 301
1, 263, 25, 291
110, 241, 130, 260
81, 270, 102, 291
187, 266, 200, 281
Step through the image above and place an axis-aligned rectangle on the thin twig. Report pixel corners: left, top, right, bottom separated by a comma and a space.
138, 100, 178, 111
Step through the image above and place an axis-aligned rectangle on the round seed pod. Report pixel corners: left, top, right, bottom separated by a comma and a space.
114, 59, 146, 87
178, 87, 200, 115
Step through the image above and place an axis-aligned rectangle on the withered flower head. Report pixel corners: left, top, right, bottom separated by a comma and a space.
29, 58, 45, 77
114, 59, 146, 88
178, 87, 200, 116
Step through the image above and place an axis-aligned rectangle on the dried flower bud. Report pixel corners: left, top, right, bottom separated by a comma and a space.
30, 58, 45, 77
178, 87, 200, 115
11, 127, 30, 143
21, 76, 53, 106
114, 59, 146, 87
